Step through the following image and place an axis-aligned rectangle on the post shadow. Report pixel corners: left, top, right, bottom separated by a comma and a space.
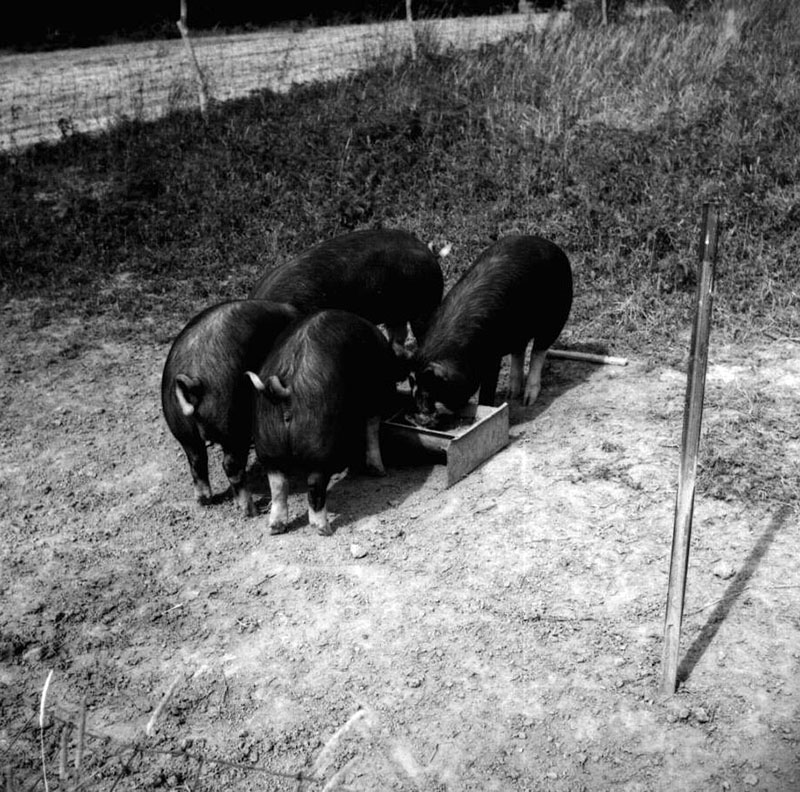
507, 341, 619, 426
676, 504, 792, 685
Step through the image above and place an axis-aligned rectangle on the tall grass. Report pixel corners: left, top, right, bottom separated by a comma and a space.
1, 0, 798, 353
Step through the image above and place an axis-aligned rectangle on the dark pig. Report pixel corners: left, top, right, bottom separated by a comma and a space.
161, 300, 299, 515
411, 235, 572, 424
246, 310, 399, 536
249, 229, 445, 350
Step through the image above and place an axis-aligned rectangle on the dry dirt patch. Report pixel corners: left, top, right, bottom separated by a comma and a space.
1, 302, 798, 790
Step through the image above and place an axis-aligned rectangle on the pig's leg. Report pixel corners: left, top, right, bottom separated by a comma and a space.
524, 347, 549, 406
386, 322, 409, 356
267, 470, 290, 534
508, 345, 526, 401
409, 315, 431, 346
183, 442, 212, 504
307, 472, 332, 536
365, 416, 386, 477
478, 356, 502, 406
222, 446, 256, 517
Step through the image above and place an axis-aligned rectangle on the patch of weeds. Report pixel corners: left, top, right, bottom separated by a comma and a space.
1, 0, 798, 354
698, 383, 799, 504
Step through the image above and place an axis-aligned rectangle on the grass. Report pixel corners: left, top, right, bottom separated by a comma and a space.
698, 381, 800, 505
1, 0, 799, 356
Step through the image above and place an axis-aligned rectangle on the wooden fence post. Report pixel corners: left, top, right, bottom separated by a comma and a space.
660, 203, 720, 696
177, 0, 209, 117
406, 0, 418, 61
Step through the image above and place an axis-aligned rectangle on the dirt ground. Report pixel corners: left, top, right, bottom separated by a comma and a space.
1, 297, 798, 791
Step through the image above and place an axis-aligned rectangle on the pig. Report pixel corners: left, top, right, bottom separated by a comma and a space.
161, 299, 299, 516
411, 235, 573, 425
245, 309, 399, 536
249, 229, 445, 351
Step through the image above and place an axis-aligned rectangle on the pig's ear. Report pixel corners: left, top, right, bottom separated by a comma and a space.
392, 346, 412, 382
175, 374, 203, 416
245, 371, 266, 392
266, 375, 291, 402
391, 341, 411, 361
246, 371, 291, 402
428, 361, 455, 381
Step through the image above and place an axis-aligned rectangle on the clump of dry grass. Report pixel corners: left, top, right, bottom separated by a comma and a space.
698, 380, 800, 505
6, 674, 431, 791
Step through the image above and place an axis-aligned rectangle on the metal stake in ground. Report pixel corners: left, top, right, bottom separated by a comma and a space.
661, 203, 720, 696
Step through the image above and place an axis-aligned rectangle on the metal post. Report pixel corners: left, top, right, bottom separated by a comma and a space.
660, 203, 720, 696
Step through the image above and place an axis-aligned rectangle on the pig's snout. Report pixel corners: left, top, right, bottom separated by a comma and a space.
406, 407, 440, 429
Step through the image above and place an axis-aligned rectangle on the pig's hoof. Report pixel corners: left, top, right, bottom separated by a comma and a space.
244, 499, 259, 518
317, 523, 334, 537
269, 521, 288, 535
195, 484, 213, 505
523, 387, 541, 406
366, 463, 387, 478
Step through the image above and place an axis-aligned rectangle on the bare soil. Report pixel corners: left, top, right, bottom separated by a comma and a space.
1, 298, 798, 791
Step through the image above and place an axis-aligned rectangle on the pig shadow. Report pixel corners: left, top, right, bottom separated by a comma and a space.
501, 341, 621, 427
246, 454, 436, 535
209, 490, 237, 506
676, 505, 791, 686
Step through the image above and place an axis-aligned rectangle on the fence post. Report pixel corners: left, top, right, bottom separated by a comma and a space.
177, 0, 209, 117
406, 0, 418, 61
660, 203, 720, 696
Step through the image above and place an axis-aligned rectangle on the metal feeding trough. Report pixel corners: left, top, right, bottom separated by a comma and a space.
381, 402, 510, 487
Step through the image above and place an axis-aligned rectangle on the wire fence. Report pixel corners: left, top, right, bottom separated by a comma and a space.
0, 12, 568, 151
